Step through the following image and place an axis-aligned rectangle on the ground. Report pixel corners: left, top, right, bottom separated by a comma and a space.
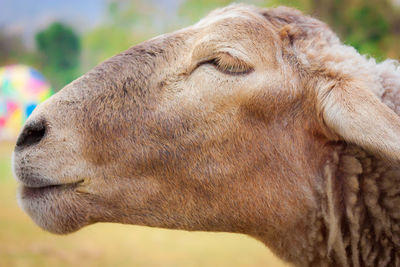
0, 142, 289, 267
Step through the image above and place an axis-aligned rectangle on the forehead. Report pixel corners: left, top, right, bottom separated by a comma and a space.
188, 5, 279, 65
194, 5, 262, 28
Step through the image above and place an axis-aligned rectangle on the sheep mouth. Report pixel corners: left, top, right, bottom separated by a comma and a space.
19, 180, 84, 199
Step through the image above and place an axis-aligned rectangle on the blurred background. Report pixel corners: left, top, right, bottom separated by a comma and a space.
0, 0, 399, 266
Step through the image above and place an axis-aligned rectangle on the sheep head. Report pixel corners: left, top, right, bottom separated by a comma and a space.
13, 4, 400, 266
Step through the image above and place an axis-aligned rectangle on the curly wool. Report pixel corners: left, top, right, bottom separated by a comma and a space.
314, 143, 400, 267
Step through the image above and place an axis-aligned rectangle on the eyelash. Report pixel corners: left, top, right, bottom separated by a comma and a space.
198, 58, 253, 75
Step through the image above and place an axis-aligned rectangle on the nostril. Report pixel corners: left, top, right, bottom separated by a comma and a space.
16, 120, 47, 148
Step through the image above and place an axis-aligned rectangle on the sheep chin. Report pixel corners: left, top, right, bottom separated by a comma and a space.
17, 184, 90, 234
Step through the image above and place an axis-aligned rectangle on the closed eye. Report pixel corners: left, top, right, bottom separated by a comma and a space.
198, 53, 253, 75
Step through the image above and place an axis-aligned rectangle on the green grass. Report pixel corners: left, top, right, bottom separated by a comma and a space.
0, 142, 290, 267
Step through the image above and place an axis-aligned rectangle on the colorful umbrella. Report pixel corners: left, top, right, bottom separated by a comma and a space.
0, 65, 53, 140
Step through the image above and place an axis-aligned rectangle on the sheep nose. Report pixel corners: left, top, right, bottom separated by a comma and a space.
16, 120, 47, 148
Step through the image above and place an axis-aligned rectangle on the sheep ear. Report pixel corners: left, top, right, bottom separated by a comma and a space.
320, 80, 400, 162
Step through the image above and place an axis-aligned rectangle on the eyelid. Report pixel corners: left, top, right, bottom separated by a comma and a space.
197, 52, 253, 75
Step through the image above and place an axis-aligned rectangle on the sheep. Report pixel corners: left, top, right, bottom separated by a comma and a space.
12, 4, 400, 267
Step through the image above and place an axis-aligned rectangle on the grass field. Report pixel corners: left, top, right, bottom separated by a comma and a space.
0, 142, 290, 267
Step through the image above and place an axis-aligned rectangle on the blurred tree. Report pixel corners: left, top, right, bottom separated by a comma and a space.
82, 26, 136, 71
0, 32, 24, 64
36, 22, 80, 91
81, 0, 159, 71
310, 0, 400, 60
0, 31, 39, 67
179, 0, 233, 22
345, 4, 389, 60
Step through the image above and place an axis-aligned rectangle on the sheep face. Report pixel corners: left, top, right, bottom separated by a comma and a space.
12, 4, 400, 265
14, 5, 324, 237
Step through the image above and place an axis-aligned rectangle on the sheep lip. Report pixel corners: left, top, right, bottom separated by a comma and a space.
19, 180, 84, 198
21, 179, 84, 189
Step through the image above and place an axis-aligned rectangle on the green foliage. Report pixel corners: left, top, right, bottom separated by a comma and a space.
0, 32, 40, 68
343, 4, 390, 60
81, 26, 135, 71
179, 0, 313, 27
81, 0, 160, 71
263, 0, 312, 11
0, 32, 24, 64
308, 0, 397, 60
36, 22, 81, 91
179, 0, 233, 22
